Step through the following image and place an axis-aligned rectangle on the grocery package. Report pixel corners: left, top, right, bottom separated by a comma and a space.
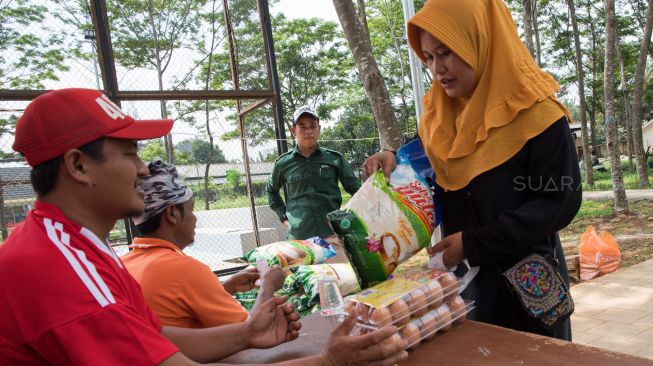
328, 139, 439, 287
344, 273, 473, 350
579, 225, 621, 281
293, 263, 361, 307
233, 272, 300, 311
243, 237, 336, 268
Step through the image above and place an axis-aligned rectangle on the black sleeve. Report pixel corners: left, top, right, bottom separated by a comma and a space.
462, 117, 582, 266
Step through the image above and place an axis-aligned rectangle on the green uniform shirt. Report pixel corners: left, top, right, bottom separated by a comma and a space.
266, 145, 361, 240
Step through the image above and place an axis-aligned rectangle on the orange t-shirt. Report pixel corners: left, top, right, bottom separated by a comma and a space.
122, 238, 248, 328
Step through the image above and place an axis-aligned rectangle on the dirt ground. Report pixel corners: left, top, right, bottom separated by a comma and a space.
396, 199, 653, 278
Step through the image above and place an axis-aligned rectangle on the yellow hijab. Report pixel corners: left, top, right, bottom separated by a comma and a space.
407, 0, 570, 191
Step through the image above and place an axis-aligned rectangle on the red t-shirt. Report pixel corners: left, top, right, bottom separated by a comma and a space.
0, 201, 179, 365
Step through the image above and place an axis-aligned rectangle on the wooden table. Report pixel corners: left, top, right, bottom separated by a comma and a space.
223, 314, 653, 365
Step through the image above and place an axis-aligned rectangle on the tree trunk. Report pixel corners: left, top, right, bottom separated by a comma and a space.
199, 0, 219, 210
604, 0, 628, 212
568, 0, 594, 186
617, 44, 634, 171
630, 0, 653, 187
332, 0, 402, 150
146, 0, 174, 164
523, 0, 536, 59
532, 2, 542, 66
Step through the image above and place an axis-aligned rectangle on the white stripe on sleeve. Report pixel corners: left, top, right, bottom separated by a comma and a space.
44, 218, 115, 307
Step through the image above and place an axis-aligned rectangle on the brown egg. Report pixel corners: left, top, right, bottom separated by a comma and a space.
438, 273, 459, 302
388, 299, 410, 326
369, 307, 393, 327
436, 304, 453, 332
352, 301, 369, 323
400, 322, 421, 349
418, 310, 438, 341
406, 288, 428, 317
421, 280, 444, 309
380, 332, 402, 348
447, 295, 468, 324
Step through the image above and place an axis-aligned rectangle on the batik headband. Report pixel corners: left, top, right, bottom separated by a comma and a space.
132, 160, 193, 225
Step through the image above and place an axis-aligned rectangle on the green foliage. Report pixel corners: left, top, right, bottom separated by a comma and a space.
582, 160, 653, 191
105, 0, 207, 71
226, 169, 242, 190
178, 139, 227, 164
320, 97, 380, 168
188, 180, 268, 210
1, 0, 69, 89
139, 139, 191, 164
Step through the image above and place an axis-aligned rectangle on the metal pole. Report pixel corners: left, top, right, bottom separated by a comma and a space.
257, 0, 288, 155
90, 0, 133, 244
224, 0, 262, 248
0, 176, 7, 240
400, 0, 425, 122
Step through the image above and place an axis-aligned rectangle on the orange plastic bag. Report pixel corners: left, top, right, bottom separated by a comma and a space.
579, 225, 621, 281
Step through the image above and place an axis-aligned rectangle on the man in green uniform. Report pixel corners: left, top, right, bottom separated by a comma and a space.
266, 106, 361, 249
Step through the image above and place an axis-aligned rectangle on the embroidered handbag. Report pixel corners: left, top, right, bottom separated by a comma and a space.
502, 253, 574, 330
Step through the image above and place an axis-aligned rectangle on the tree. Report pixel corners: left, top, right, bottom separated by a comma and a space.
568, 0, 595, 186
0, 0, 69, 89
320, 97, 380, 169
179, 139, 227, 164
332, 0, 402, 151
630, 0, 653, 187
106, 0, 209, 163
1, 0, 69, 136
225, 168, 242, 192
213, 10, 353, 145
365, 0, 419, 135
139, 139, 191, 164
604, 0, 629, 211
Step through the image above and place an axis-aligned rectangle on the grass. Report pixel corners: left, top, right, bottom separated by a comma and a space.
582, 161, 653, 191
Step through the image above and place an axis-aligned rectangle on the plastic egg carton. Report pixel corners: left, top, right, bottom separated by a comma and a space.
402, 295, 475, 349
343, 271, 462, 329
348, 295, 475, 350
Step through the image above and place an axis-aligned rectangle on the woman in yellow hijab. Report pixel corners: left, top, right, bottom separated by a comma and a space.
364, 0, 581, 340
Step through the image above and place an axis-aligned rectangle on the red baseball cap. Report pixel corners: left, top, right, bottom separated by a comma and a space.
13, 88, 174, 167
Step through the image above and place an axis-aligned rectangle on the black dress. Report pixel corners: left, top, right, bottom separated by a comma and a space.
438, 116, 582, 340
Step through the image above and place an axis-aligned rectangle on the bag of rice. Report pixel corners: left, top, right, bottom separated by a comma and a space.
243, 237, 336, 268
292, 263, 361, 305
328, 139, 438, 287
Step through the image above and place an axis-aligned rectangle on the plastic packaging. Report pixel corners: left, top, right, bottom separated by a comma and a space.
243, 237, 336, 268
343, 271, 473, 350
328, 140, 438, 288
319, 270, 345, 317
292, 263, 361, 306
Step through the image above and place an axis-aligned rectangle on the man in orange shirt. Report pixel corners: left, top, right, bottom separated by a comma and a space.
123, 160, 286, 328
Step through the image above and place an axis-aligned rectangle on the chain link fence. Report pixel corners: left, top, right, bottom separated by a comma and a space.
1, 0, 292, 274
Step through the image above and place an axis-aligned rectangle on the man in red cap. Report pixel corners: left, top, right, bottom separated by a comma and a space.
0, 88, 407, 366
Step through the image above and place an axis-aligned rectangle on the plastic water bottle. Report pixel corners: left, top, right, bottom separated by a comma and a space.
319, 271, 344, 318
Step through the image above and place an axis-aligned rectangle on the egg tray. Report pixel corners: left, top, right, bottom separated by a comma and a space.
349, 296, 475, 350
344, 273, 462, 329
402, 297, 475, 349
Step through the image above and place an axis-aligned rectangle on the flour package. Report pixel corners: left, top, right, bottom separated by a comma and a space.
328, 139, 441, 287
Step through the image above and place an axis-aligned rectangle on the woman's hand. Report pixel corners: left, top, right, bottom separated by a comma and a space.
427, 232, 465, 269
362, 151, 397, 182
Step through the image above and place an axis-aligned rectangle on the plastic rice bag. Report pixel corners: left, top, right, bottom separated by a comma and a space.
292, 263, 362, 305
243, 237, 336, 268
328, 140, 438, 287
